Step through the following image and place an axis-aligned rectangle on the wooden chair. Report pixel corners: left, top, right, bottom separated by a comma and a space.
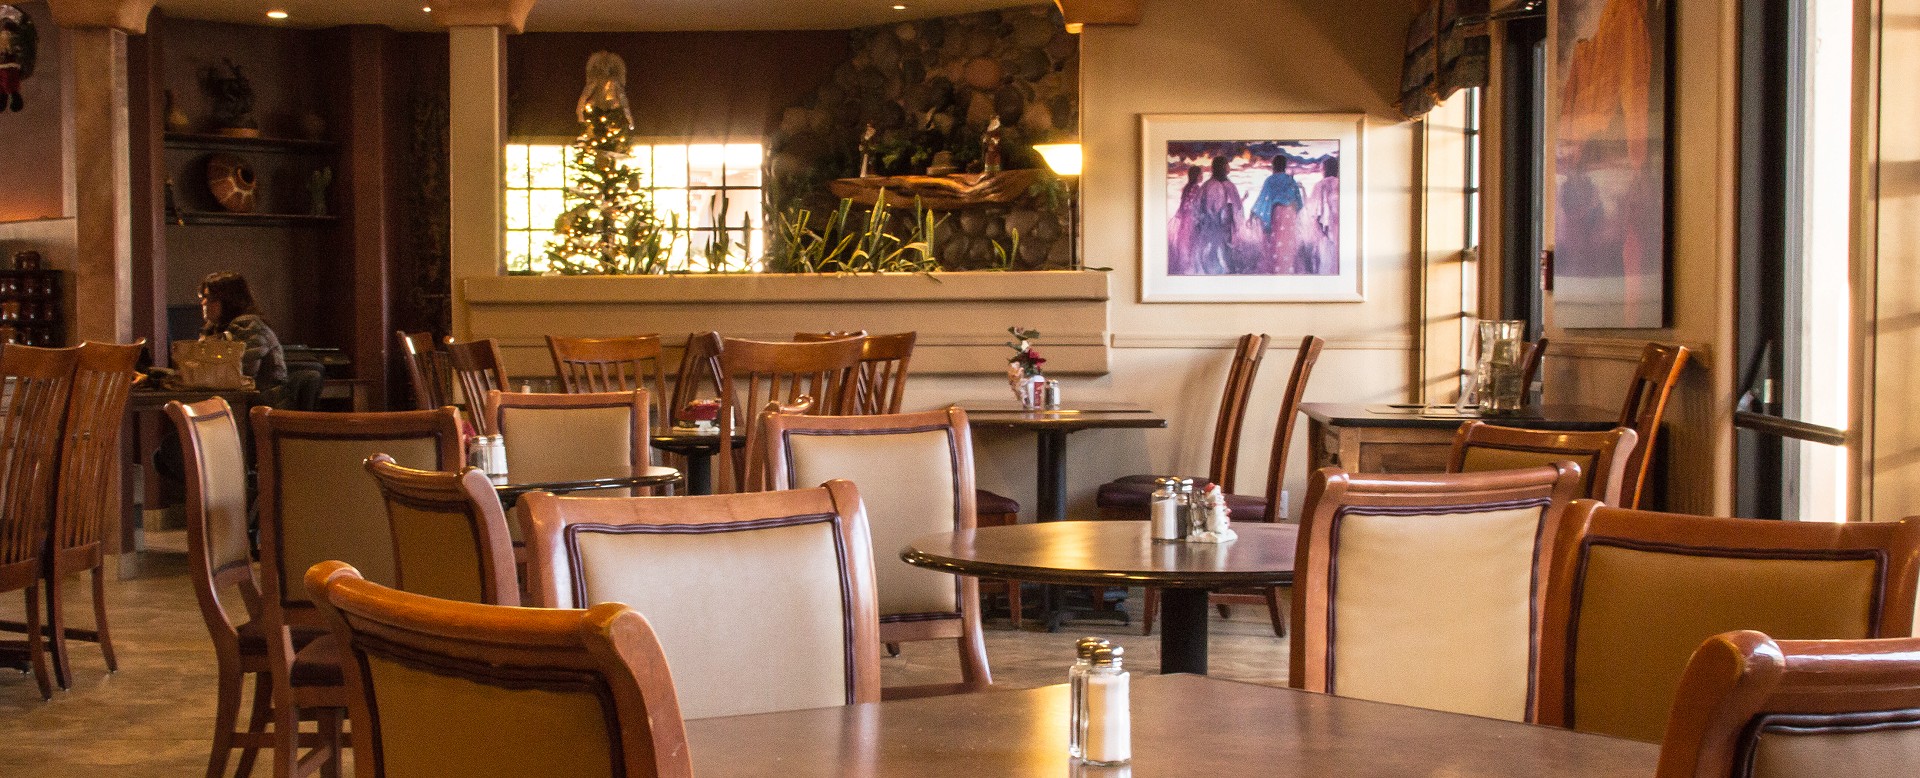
252, 406, 465, 777
306, 562, 692, 778
41, 340, 141, 688
170, 398, 331, 778
0, 344, 78, 700
1536, 501, 1920, 742
363, 455, 519, 607
795, 331, 915, 415
714, 337, 863, 493
444, 336, 508, 434
1656, 630, 1920, 778
1133, 335, 1324, 636
394, 330, 450, 411
1097, 334, 1270, 517
1616, 342, 1690, 509
762, 408, 991, 698
1289, 463, 1584, 722
486, 389, 654, 499
1521, 337, 1550, 402
1448, 421, 1639, 504
547, 334, 668, 415
522, 482, 882, 719
667, 331, 729, 427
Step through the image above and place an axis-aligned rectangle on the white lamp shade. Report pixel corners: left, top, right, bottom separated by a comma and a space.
1033, 143, 1083, 177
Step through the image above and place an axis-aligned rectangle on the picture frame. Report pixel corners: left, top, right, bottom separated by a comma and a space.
1139, 113, 1365, 303
1551, 0, 1671, 328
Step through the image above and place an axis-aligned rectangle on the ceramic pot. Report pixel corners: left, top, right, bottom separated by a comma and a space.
206, 154, 258, 213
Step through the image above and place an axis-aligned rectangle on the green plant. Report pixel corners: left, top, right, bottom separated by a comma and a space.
696, 191, 753, 273
989, 228, 1022, 271
767, 191, 946, 274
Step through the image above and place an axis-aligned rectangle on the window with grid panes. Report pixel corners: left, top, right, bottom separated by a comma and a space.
504, 142, 766, 273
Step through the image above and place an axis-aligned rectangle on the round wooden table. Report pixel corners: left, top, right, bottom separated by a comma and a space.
903, 520, 1297, 675
648, 429, 745, 495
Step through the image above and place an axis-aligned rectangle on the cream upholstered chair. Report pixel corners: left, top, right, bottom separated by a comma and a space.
364, 455, 519, 606
306, 562, 692, 778
1448, 421, 1639, 504
487, 389, 653, 496
252, 406, 465, 777
1537, 502, 1920, 742
762, 407, 990, 698
1290, 463, 1584, 722
1656, 630, 1920, 778
522, 482, 881, 719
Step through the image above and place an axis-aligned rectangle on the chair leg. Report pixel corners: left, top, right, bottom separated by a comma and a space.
1006, 581, 1022, 630
1216, 603, 1231, 619
234, 671, 274, 778
1139, 589, 1155, 635
272, 681, 299, 778
23, 584, 51, 700
208, 660, 244, 778
317, 709, 342, 778
885, 642, 901, 657
44, 568, 70, 690
1265, 587, 1288, 638
91, 567, 116, 672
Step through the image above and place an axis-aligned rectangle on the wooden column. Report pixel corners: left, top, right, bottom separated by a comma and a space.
434, 0, 531, 340
343, 26, 392, 407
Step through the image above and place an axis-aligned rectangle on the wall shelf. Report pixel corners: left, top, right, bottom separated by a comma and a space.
174, 211, 340, 228
162, 132, 337, 155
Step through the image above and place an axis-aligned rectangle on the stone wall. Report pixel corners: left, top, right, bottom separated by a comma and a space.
767, 5, 1079, 270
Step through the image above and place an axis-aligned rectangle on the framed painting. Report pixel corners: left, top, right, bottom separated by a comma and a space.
1140, 113, 1364, 303
1552, 0, 1671, 328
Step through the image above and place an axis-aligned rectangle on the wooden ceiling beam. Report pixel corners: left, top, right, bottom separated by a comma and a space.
430, 0, 536, 33
1053, 0, 1141, 33
44, 0, 157, 33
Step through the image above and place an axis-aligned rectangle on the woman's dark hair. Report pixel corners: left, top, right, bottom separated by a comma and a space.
200, 271, 262, 336
1211, 155, 1230, 180
1321, 155, 1340, 180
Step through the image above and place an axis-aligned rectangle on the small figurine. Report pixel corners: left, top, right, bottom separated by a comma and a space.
0, 5, 38, 113
308, 167, 333, 216
981, 116, 1004, 175
857, 123, 877, 178
576, 51, 634, 130
205, 59, 258, 137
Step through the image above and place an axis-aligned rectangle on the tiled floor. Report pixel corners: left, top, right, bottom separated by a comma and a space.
0, 542, 1290, 776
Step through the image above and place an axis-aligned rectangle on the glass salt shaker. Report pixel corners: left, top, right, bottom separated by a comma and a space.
1079, 644, 1131, 766
1149, 478, 1183, 541
1068, 636, 1108, 759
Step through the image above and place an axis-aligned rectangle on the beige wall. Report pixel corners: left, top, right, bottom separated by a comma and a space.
1864, 0, 1920, 521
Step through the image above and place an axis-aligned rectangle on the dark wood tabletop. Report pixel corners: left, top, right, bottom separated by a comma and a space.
683, 674, 1659, 777
647, 427, 746, 453
1300, 402, 1619, 431
959, 403, 1169, 432
902, 521, 1297, 589
492, 465, 682, 507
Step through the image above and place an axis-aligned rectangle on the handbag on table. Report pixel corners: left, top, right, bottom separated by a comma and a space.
164, 336, 254, 391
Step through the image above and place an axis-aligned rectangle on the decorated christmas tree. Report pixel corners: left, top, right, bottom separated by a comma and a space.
544, 52, 676, 275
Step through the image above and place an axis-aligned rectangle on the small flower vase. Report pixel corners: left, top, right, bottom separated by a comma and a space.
1010, 370, 1046, 410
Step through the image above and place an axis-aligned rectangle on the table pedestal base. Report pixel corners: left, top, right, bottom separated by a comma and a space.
1159, 588, 1210, 675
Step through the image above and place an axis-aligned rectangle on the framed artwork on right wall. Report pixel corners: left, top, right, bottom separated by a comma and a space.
1553, 0, 1672, 328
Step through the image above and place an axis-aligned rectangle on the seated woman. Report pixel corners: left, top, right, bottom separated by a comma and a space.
198, 271, 289, 407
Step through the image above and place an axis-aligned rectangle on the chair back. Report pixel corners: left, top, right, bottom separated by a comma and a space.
166, 398, 258, 652
395, 330, 451, 411
364, 455, 519, 606
667, 332, 728, 427
1656, 630, 1920, 778
1521, 337, 1550, 400
1616, 342, 1690, 508
1537, 502, 1920, 742
52, 340, 142, 558
488, 390, 650, 505
306, 562, 692, 778
522, 482, 881, 719
445, 337, 508, 433
1448, 421, 1639, 504
762, 408, 989, 694
715, 337, 863, 493
547, 335, 668, 413
1207, 334, 1269, 490
0, 344, 78, 572
252, 406, 464, 620
1260, 336, 1324, 516
796, 331, 915, 415
1290, 463, 1584, 722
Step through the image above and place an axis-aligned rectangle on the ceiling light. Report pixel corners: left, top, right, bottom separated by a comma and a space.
1034, 143, 1083, 177
892, 4, 907, 9
265, 9, 288, 19
422, 6, 432, 12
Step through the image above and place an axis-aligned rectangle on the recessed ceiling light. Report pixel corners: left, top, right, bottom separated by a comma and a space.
892, 4, 907, 9
265, 9, 288, 19
422, 6, 432, 12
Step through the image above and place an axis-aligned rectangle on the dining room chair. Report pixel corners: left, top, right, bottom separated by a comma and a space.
547, 334, 668, 412
169, 397, 332, 778
1448, 421, 1639, 504
306, 561, 692, 778
762, 407, 991, 698
363, 455, 519, 607
394, 330, 451, 411
1521, 337, 1550, 404
795, 330, 915, 415
1654, 630, 1920, 778
1126, 335, 1323, 636
521, 482, 882, 719
1536, 501, 1920, 742
0, 343, 79, 701
714, 337, 864, 493
667, 331, 729, 426
445, 336, 508, 434
486, 389, 654, 502
1289, 463, 1584, 723
1616, 342, 1690, 509
252, 405, 465, 777
1096, 333, 1269, 517
38, 340, 141, 689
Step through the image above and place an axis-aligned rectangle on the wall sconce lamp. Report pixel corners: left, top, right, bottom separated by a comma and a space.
1033, 143, 1082, 269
